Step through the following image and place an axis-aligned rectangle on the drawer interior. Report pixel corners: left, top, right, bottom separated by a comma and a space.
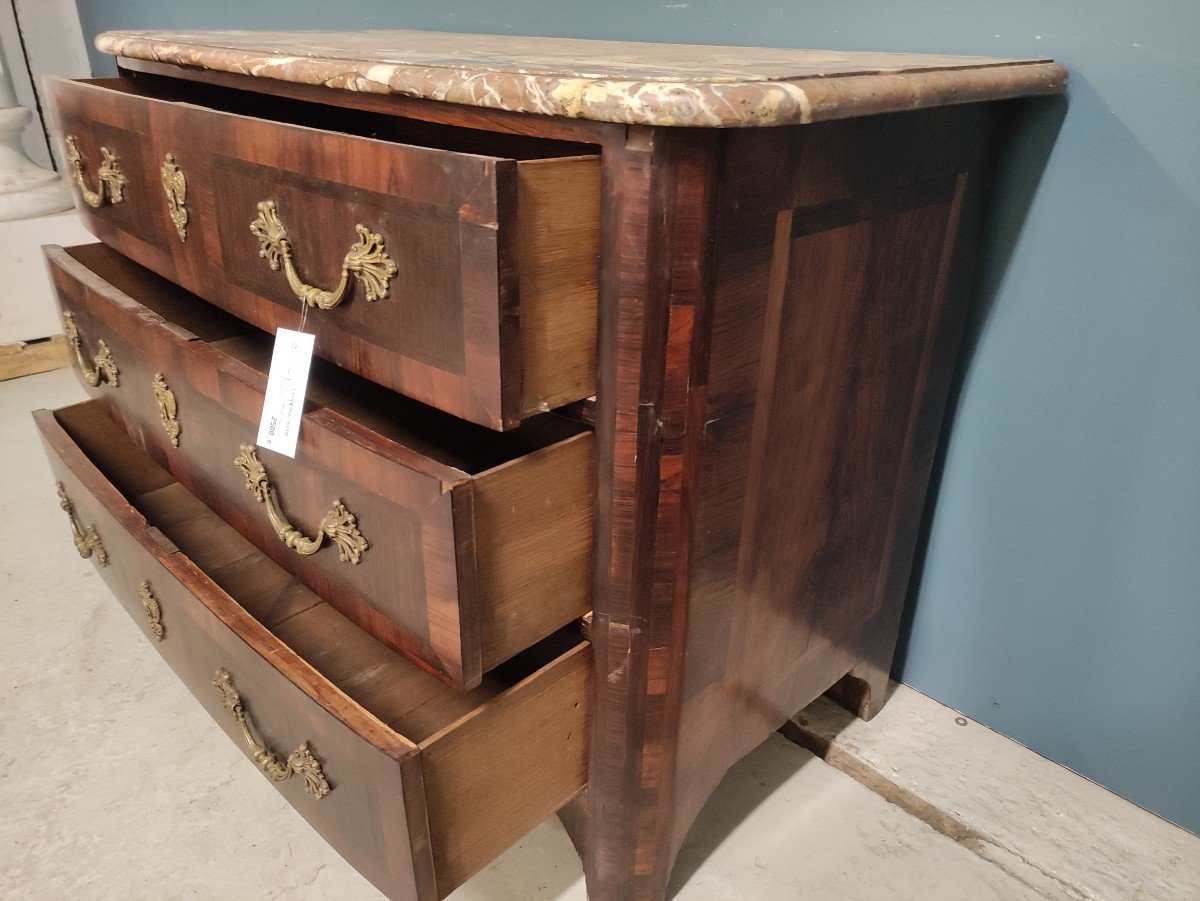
82, 75, 597, 160
50, 399, 590, 895
64, 243, 589, 475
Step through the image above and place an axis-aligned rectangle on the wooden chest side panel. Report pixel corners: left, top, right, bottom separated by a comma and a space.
421, 642, 591, 896
516, 156, 601, 416
673, 105, 995, 857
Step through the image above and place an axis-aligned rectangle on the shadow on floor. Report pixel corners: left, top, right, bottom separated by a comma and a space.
667, 735, 825, 895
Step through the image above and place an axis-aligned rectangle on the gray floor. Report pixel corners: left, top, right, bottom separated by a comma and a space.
0, 369, 1084, 899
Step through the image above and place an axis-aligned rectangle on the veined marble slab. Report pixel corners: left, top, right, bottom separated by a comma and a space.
96, 29, 1066, 128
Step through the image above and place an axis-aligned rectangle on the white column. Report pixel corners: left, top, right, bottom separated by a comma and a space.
0, 44, 72, 220
0, 44, 18, 106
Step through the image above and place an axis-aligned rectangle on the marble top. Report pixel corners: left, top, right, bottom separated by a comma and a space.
97, 30, 1067, 128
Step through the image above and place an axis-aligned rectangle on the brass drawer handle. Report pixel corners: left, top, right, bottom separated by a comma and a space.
65, 136, 127, 208
138, 580, 165, 641
212, 669, 330, 798
56, 482, 108, 566
152, 373, 181, 447
63, 312, 119, 388
160, 153, 188, 242
234, 444, 368, 564
250, 200, 398, 310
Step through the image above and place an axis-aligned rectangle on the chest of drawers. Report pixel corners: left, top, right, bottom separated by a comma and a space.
33, 28, 1065, 901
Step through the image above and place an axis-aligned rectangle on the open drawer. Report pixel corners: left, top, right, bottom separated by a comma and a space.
47, 242, 593, 689
46, 76, 599, 429
36, 400, 590, 900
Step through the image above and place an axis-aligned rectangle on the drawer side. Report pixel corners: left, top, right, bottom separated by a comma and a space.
420, 642, 591, 896
516, 156, 601, 418
35, 399, 591, 899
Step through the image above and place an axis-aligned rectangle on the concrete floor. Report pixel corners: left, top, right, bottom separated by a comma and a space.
3, 368, 1195, 900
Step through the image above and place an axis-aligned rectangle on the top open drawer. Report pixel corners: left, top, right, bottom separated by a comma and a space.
47, 77, 599, 430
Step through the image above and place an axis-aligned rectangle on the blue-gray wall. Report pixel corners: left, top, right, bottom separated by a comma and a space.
75, 1, 1200, 834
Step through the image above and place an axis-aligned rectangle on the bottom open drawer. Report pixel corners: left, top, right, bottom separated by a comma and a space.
36, 400, 590, 900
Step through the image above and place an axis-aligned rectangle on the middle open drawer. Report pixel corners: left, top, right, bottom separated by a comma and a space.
47, 242, 594, 689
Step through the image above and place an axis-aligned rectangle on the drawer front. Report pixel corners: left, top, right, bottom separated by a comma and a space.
37, 403, 434, 901
51, 86, 169, 256
47, 77, 599, 430
36, 401, 591, 900
47, 244, 593, 689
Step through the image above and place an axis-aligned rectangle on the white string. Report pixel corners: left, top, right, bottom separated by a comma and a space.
297, 295, 310, 334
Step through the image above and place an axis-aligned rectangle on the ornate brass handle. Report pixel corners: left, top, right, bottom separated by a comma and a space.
212, 669, 330, 798
56, 482, 108, 566
63, 312, 119, 388
65, 135, 127, 208
138, 581, 165, 641
152, 372, 181, 447
249, 200, 398, 310
233, 444, 368, 564
161, 153, 188, 242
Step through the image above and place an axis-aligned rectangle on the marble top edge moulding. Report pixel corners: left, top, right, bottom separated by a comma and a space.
96, 29, 1067, 128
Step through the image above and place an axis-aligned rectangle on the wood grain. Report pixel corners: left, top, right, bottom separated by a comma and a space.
35, 53, 1053, 901
581, 125, 723, 900
39, 401, 432, 900
569, 104, 1003, 899
671, 107, 995, 873
421, 642, 590, 895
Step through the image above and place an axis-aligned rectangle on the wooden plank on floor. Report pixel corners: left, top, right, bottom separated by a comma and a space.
0, 335, 69, 382
783, 682, 1200, 900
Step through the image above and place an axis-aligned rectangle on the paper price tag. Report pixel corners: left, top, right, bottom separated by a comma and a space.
256, 328, 315, 458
